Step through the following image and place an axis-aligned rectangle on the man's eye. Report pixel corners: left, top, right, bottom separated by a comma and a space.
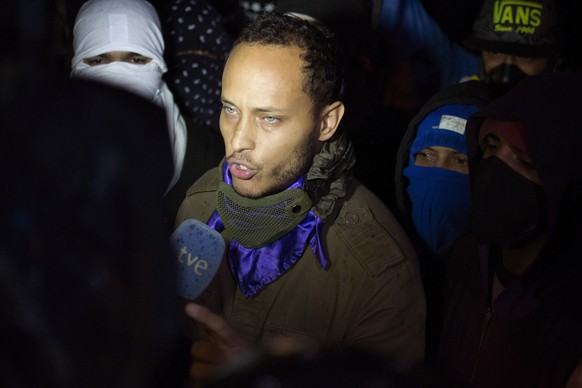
482, 137, 500, 155
131, 56, 148, 64
223, 106, 236, 115
414, 150, 436, 167
264, 116, 279, 124
517, 156, 536, 168
84, 57, 104, 66
455, 156, 468, 165
418, 151, 434, 160
517, 55, 536, 62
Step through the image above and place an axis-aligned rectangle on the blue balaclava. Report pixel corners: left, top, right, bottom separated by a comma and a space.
403, 103, 477, 255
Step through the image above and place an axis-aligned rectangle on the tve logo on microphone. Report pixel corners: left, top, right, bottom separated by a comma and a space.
170, 219, 225, 300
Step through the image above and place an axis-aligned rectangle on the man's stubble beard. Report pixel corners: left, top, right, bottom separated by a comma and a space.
236, 125, 320, 199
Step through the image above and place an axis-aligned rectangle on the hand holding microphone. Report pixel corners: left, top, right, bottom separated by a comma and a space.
170, 219, 248, 383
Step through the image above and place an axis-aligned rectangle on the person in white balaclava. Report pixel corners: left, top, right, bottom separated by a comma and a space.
70, 0, 187, 191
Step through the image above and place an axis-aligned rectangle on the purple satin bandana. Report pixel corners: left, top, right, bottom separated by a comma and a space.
207, 162, 328, 297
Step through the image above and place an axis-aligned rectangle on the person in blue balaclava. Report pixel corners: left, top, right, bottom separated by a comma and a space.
403, 103, 477, 256
393, 79, 492, 364
395, 81, 492, 259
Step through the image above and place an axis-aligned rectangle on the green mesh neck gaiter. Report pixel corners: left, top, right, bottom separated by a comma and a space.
216, 181, 313, 248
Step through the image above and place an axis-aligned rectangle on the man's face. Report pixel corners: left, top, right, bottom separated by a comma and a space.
83, 51, 152, 66
414, 146, 469, 174
219, 43, 323, 198
481, 51, 550, 75
481, 133, 540, 183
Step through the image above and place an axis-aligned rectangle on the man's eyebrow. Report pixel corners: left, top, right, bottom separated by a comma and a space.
221, 98, 287, 113
483, 133, 531, 156
253, 106, 286, 113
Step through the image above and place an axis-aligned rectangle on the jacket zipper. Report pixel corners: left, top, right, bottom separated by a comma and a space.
470, 306, 494, 383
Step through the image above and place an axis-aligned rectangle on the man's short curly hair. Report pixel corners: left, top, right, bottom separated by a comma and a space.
234, 12, 344, 117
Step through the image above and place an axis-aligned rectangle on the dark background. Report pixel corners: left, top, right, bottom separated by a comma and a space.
0, 0, 483, 103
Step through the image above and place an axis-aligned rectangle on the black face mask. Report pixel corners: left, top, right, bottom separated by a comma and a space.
471, 156, 547, 247
481, 63, 528, 97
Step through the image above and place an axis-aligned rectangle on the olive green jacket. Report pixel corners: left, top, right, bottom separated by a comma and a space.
175, 136, 426, 362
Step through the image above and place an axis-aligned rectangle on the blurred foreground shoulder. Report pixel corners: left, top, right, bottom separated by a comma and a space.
175, 166, 221, 227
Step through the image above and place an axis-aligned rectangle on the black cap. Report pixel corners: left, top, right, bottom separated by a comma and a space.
464, 0, 562, 57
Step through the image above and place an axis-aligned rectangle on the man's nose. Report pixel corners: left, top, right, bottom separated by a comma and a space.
230, 114, 255, 153
434, 157, 448, 170
503, 55, 516, 65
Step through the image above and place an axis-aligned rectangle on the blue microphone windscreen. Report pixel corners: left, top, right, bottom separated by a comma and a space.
170, 219, 225, 300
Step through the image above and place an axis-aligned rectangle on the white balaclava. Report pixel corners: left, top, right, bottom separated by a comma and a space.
71, 0, 186, 191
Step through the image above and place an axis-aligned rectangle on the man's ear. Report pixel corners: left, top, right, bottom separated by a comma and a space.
318, 101, 345, 142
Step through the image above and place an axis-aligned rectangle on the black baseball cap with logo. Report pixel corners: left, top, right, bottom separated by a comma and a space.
464, 0, 563, 57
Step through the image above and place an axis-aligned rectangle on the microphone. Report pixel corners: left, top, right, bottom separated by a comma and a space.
170, 219, 226, 300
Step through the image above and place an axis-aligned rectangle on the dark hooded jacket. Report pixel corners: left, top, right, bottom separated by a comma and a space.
393, 80, 492, 364
439, 73, 582, 387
